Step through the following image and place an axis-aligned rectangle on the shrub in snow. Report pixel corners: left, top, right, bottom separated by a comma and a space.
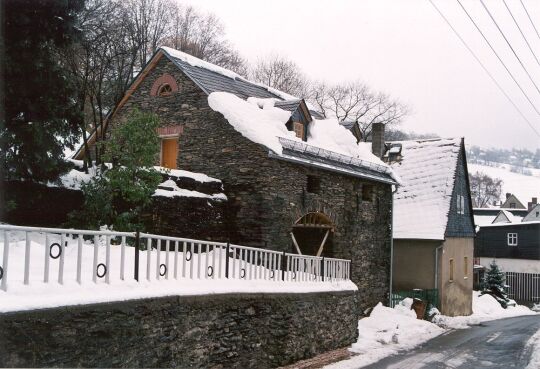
69, 110, 162, 231
481, 260, 512, 308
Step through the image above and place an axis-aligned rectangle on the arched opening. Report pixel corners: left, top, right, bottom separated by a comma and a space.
157, 83, 173, 96
291, 212, 334, 257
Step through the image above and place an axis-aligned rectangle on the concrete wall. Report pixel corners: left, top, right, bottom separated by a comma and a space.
103, 55, 393, 314
392, 239, 440, 291
439, 237, 474, 316
478, 257, 540, 274
0, 291, 358, 368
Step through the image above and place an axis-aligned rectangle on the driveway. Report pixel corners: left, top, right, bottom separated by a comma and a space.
363, 315, 540, 369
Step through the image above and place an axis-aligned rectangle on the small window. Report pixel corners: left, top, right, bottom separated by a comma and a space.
306, 175, 320, 194
507, 233, 518, 246
362, 184, 373, 202
464, 256, 468, 279
293, 122, 304, 140
157, 83, 173, 96
457, 194, 465, 214
449, 258, 454, 282
510, 203, 516, 209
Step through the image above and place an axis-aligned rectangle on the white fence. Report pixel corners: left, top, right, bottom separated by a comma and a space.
0, 224, 351, 292
506, 272, 540, 303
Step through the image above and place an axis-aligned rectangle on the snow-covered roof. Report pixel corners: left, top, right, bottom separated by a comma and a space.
207, 92, 397, 184
492, 209, 523, 224
390, 138, 462, 240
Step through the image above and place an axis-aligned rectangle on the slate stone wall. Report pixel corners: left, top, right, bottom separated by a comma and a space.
104, 55, 394, 312
0, 291, 358, 368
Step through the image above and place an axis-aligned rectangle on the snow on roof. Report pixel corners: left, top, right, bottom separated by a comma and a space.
207, 92, 395, 181
154, 179, 227, 201
474, 213, 497, 227
161, 46, 241, 80
390, 138, 462, 240
479, 220, 540, 228
154, 166, 221, 183
492, 209, 522, 224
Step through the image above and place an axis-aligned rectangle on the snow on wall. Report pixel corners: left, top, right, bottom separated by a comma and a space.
154, 166, 221, 183
154, 179, 227, 200
390, 138, 462, 240
207, 92, 391, 171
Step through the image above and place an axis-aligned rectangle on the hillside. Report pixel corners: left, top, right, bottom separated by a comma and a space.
468, 163, 540, 206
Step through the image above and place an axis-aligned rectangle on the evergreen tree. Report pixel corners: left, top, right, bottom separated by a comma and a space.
2, 0, 84, 183
70, 110, 162, 231
481, 260, 510, 308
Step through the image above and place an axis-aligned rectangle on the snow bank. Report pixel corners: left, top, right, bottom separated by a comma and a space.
525, 328, 540, 369
432, 291, 537, 329
326, 299, 444, 369
208, 92, 391, 170
0, 232, 356, 313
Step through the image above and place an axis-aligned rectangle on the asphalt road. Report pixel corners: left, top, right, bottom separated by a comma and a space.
363, 315, 540, 369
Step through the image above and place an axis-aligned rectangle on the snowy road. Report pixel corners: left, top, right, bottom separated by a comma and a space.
362, 315, 540, 369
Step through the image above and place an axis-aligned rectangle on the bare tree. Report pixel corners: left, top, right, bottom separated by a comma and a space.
469, 171, 503, 208
308, 80, 409, 141
161, 4, 247, 75
249, 55, 310, 97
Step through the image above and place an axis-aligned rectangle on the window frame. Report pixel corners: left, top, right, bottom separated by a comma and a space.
457, 194, 465, 214
306, 175, 321, 194
507, 232, 518, 246
362, 184, 374, 202
157, 83, 173, 97
464, 256, 469, 279
449, 258, 454, 282
293, 121, 304, 140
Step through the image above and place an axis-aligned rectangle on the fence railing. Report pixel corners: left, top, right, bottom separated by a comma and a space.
390, 289, 439, 310
0, 224, 351, 292
506, 272, 540, 303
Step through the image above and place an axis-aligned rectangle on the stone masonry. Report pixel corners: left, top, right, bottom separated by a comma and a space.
0, 291, 358, 368
103, 55, 394, 312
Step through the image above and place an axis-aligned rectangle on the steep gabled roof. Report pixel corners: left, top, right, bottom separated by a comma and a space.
500, 193, 526, 209
390, 138, 464, 240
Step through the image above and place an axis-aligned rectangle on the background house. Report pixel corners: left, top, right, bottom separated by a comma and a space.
75, 46, 399, 313
387, 138, 476, 317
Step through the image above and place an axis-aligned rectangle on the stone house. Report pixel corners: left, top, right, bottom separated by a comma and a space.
385, 138, 476, 316
75, 46, 399, 312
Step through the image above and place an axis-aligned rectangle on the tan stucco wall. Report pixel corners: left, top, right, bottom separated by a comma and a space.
439, 237, 474, 316
393, 240, 441, 290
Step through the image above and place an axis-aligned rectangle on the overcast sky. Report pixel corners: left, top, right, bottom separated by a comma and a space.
183, 0, 540, 150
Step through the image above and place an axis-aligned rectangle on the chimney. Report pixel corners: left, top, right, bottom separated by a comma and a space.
506, 193, 511, 199
528, 197, 538, 211
372, 122, 385, 158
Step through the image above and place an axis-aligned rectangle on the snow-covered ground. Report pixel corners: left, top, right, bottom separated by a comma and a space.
525, 328, 540, 369
468, 163, 540, 203
0, 231, 355, 313
327, 292, 537, 369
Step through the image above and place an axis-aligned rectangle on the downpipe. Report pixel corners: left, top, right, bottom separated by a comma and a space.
389, 184, 398, 306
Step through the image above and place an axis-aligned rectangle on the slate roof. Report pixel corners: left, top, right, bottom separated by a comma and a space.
274, 99, 302, 112
275, 137, 396, 184
390, 138, 463, 240
163, 49, 281, 100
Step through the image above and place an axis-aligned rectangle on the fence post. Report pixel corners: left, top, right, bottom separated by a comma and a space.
281, 251, 286, 281
225, 242, 230, 279
321, 257, 325, 282
349, 259, 352, 280
134, 231, 140, 282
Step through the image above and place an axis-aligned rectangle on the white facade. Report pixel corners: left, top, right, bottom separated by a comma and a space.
479, 257, 540, 274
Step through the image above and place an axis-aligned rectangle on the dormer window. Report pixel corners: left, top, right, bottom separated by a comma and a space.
293, 122, 304, 140
157, 84, 173, 96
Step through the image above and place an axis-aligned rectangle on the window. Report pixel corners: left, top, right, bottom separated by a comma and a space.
160, 138, 178, 169
507, 233, 518, 246
449, 259, 454, 282
293, 122, 304, 140
464, 256, 469, 279
510, 203, 516, 208
306, 175, 321, 194
362, 184, 373, 202
157, 83, 173, 96
457, 194, 465, 214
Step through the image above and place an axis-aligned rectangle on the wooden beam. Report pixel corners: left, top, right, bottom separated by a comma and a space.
315, 229, 330, 257
290, 232, 302, 255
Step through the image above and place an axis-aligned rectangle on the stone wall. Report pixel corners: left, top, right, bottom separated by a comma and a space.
0, 291, 358, 368
103, 55, 394, 313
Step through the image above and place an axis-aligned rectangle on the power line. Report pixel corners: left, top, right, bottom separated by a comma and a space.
480, 0, 540, 96
519, 0, 540, 41
456, 0, 540, 118
502, 0, 540, 69
428, 0, 540, 138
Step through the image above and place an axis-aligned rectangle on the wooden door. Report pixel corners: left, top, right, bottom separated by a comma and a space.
161, 138, 178, 169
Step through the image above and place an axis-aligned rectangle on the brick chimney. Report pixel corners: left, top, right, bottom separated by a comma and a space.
528, 197, 538, 211
372, 123, 385, 158
506, 193, 511, 200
